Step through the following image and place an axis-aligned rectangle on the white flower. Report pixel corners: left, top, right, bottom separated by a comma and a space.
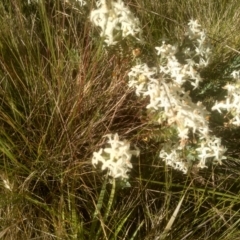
90, 0, 142, 46
231, 70, 240, 79
92, 148, 106, 166
155, 42, 177, 57
196, 143, 212, 168
223, 83, 236, 92
177, 126, 189, 140
188, 19, 201, 33
128, 64, 157, 96
212, 73, 240, 126
159, 146, 188, 174
196, 136, 227, 168
212, 100, 232, 113
199, 57, 210, 67
231, 115, 240, 126
92, 133, 139, 179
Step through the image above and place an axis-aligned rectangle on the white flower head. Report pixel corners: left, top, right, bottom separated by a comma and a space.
90, 0, 143, 45
196, 136, 227, 168
159, 145, 188, 174
92, 133, 139, 179
231, 70, 240, 79
212, 72, 240, 126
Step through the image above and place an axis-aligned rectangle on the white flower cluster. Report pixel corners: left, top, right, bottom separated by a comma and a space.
128, 21, 212, 141
160, 146, 188, 174
128, 63, 158, 96
155, 20, 211, 88
212, 70, 240, 126
128, 20, 226, 173
187, 19, 211, 68
90, 0, 142, 45
128, 64, 210, 140
92, 133, 139, 179
160, 135, 227, 172
196, 136, 227, 168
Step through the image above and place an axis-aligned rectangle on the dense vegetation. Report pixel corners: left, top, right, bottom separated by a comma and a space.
1, 1, 240, 239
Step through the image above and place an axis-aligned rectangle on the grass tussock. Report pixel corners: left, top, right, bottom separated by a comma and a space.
1, 0, 240, 239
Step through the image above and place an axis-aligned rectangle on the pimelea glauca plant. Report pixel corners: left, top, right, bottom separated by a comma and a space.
128, 19, 227, 173
90, 0, 143, 46
92, 133, 139, 179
